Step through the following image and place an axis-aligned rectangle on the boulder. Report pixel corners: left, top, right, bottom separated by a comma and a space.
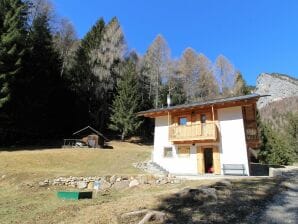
214, 180, 232, 188
129, 179, 140, 188
194, 187, 217, 201
100, 180, 112, 190
87, 181, 94, 189
77, 181, 87, 189
110, 175, 117, 184
38, 181, 48, 187
113, 180, 130, 190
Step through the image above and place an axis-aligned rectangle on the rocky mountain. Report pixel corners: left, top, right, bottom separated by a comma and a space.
255, 73, 298, 109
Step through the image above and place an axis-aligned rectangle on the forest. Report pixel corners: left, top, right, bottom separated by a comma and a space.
0, 0, 253, 146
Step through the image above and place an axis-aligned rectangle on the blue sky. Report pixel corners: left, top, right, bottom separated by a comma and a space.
52, 0, 298, 85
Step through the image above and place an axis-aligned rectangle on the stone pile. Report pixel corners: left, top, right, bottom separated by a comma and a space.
39, 174, 181, 190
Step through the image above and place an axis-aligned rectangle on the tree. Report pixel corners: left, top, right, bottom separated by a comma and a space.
16, 13, 66, 136
214, 55, 236, 97
197, 54, 219, 100
53, 18, 77, 76
109, 61, 142, 140
0, 0, 27, 108
285, 112, 298, 158
142, 35, 170, 108
178, 48, 199, 103
232, 71, 250, 96
259, 121, 295, 165
88, 17, 125, 131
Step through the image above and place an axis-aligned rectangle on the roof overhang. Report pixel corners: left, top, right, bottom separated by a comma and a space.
138, 94, 267, 118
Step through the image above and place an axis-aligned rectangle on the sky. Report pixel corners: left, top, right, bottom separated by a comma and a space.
52, 0, 298, 85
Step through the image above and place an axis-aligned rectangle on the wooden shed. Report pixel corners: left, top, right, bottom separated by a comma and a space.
72, 126, 108, 148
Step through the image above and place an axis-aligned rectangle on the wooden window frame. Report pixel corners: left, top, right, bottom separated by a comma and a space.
177, 145, 191, 158
164, 147, 173, 158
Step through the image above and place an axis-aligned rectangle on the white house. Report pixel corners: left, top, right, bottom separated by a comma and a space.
138, 94, 262, 176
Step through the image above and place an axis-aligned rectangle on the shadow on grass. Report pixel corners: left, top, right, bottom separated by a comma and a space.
156, 178, 284, 224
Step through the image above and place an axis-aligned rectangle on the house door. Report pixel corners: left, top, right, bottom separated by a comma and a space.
197, 146, 221, 174
204, 148, 213, 173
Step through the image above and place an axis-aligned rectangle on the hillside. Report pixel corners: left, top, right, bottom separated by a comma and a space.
255, 73, 298, 109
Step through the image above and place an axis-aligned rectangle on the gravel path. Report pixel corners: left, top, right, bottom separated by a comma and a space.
250, 169, 298, 224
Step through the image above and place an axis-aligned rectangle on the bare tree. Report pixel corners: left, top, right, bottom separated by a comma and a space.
214, 55, 236, 97
53, 18, 77, 76
197, 54, 219, 100
142, 34, 170, 108
178, 48, 199, 103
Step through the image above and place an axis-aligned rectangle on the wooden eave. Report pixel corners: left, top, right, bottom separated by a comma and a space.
138, 97, 260, 118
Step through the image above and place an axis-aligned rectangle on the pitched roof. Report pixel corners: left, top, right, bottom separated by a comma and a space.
138, 93, 266, 116
73, 126, 108, 140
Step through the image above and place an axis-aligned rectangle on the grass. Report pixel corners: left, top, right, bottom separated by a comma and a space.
0, 141, 286, 223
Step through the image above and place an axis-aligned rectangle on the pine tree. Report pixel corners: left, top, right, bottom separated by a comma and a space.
259, 121, 295, 165
0, 0, 27, 108
109, 61, 142, 140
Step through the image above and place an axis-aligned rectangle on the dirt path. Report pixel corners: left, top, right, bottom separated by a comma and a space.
249, 169, 298, 224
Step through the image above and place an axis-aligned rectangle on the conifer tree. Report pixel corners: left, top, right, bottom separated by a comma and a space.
19, 13, 64, 134
109, 61, 142, 141
0, 0, 27, 108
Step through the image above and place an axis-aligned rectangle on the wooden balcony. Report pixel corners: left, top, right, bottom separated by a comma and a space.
169, 123, 217, 142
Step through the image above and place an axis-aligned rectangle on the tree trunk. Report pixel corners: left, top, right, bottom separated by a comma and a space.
121, 131, 125, 141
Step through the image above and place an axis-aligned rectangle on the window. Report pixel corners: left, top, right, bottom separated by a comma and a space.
201, 114, 206, 123
179, 117, 187, 125
177, 146, 190, 157
164, 147, 173, 158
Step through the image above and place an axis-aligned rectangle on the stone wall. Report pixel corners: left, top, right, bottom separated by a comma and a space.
39, 174, 181, 190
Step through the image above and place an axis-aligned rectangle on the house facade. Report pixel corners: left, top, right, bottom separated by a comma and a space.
138, 94, 262, 176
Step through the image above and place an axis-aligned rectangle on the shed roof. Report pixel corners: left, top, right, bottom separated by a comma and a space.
138, 93, 266, 117
73, 126, 108, 141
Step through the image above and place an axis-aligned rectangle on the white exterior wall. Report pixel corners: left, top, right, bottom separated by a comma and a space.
218, 106, 250, 175
153, 116, 197, 174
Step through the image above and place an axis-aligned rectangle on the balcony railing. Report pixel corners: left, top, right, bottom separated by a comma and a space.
169, 123, 217, 142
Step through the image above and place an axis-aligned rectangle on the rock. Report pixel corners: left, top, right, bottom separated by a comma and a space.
129, 179, 139, 188
159, 179, 169, 185
172, 179, 181, 184
100, 180, 112, 190
87, 181, 94, 189
38, 181, 48, 187
113, 180, 129, 190
77, 181, 87, 189
2, 175, 6, 179
195, 187, 217, 201
215, 180, 232, 188
255, 73, 298, 109
116, 177, 122, 182
137, 175, 149, 184
110, 175, 117, 184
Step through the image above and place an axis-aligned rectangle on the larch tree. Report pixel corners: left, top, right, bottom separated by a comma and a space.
88, 17, 125, 131
53, 18, 77, 77
0, 0, 27, 108
142, 34, 170, 108
197, 53, 219, 100
178, 48, 199, 103
214, 55, 236, 97
109, 61, 142, 141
